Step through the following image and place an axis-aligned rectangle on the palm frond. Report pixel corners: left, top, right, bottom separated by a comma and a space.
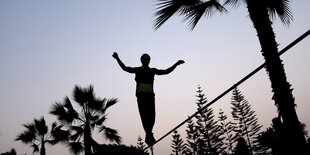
23, 123, 36, 133
70, 126, 84, 141
90, 115, 99, 122
223, 0, 240, 8
89, 115, 100, 128
73, 85, 95, 107
31, 143, 39, 153
70, 133, 82, 142
153, 0, 186, 30
154, 0, 227, 30
50, 102, 78, 125
265, 0, 293, 25
51, 122, 57, 130
100, 126, 122, 144
50, 103, 67, 119
50, 123, 70, 143
63, 97, 74, 111
184, 0, 227, 30
95, 115, 107, 126
89, 98, 105, 112
15, 130, 36, 144
102, 98, 118, 113
71, 125, 84, 133
34, 117, 48, 136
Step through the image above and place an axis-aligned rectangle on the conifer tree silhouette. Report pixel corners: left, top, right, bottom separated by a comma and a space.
218, 109, 237, 154
230, 87, 262, 154
185, 118, 199, 155
184, 86, 224, 155
171, 130, 187, 155
194, 86, 224, 154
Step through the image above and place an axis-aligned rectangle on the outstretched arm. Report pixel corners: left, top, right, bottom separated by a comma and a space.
112, 52, 135, 73
155, 60, 185, 75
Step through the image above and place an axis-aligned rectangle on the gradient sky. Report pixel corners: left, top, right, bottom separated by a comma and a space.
0, 1, 309, 155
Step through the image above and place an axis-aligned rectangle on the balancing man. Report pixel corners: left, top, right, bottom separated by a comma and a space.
112, 52, 184, 146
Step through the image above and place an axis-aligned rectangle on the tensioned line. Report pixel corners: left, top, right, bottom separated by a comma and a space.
144, 29, 310, 151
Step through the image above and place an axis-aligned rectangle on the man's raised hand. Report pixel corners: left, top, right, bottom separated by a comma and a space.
112, 52, 119, 59
177, 60, 185, 65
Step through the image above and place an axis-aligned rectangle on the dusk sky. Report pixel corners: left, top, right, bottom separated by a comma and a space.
0, 1, 309, 155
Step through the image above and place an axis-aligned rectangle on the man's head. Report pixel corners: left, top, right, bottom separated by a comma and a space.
140, 53, 151, 67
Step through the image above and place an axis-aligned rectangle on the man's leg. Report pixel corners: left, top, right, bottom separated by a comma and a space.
137, 93, 156, 145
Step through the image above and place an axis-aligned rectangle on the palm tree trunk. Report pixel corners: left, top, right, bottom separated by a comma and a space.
84, 121, 92, 155
40, 141, 46, 155
246, 1, 307, 154
83, 103, 92, 155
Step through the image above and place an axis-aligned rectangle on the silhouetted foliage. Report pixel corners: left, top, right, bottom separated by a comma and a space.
256, 127, 274, 154
171, 130, 187, 155
153, 0, 308, 153
218, 109, 237, 154
194, 86, 224, 154
183, 86, 225, 155
230, 87, 262, 154
15, 117, 64, 155
233, 137, 251, 155
270, 117, 289, 155
0, 149, 16, 155
93, 144, 149, 155
185, 118, 199, 154
136, 135, 149, 154
257, 117, 310, 155
50, 85, 121, 155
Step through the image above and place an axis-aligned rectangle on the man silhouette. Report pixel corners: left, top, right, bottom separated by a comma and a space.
112, 52, 184, 146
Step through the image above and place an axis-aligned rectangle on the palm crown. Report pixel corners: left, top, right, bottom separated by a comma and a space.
50, 85, 121, 155
154, 0, 292, 30
15, 117, 64, 155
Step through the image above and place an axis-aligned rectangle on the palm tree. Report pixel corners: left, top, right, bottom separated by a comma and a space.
15, 117, 65, 155
50, 85, 121, 155
153, 0, 307, 154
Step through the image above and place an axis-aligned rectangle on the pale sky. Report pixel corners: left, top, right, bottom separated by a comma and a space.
0, 1, 309, 155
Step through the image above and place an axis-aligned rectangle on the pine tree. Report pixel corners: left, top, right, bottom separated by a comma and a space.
218, 109, 237, 155
171, 130, 187, 155
194, 86, 224, 154
185, 118, 199, 155
231, 87, 262, 154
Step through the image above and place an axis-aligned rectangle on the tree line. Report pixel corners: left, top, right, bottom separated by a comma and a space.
170, 86, 310, 155
9, 85, 310, 155
14, 85, 148, 155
